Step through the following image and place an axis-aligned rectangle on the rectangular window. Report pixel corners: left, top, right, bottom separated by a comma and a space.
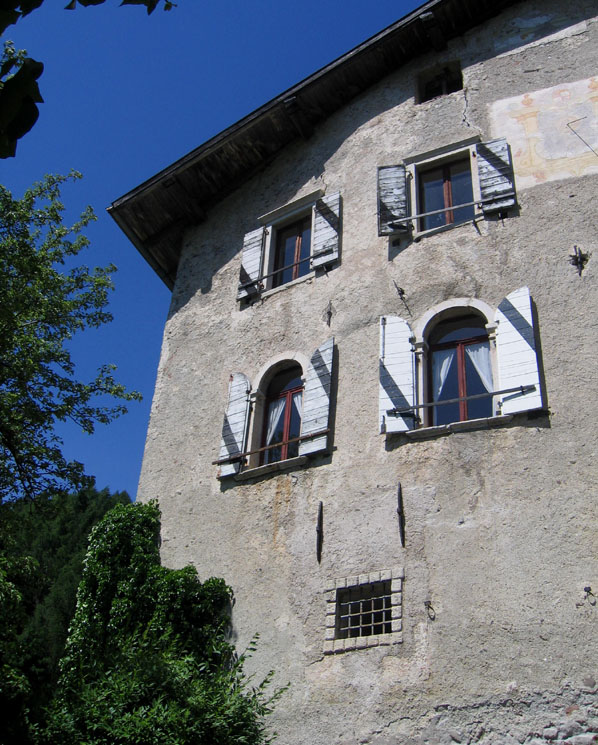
418, 158, 474, 232
336, 581, 392, 639
236, 191, 340, 301
377, 138, 516, 238
418, 62, 463, 103
272, 216, 312, 288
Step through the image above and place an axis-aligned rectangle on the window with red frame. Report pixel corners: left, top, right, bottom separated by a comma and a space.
261, 366, 303, 464
428, 315, 493, 426
418, 158, 474, 232
272, 216, 312, 288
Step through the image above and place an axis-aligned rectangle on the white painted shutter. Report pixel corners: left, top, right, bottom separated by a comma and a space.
495, 287, 543, 415
299, 337, 334, 456
311, 193, 341, 269
377, 165, 410, 236
237, 226, 265, 300
379, 316, 415, 433
476, 138, 516, 214
218, 373, 251, 477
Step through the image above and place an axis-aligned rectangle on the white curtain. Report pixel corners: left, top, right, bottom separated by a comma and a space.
465, 342, 493, 393
432, 348, 455, 400
266, 398, 286, 444
292, 391, 303, 421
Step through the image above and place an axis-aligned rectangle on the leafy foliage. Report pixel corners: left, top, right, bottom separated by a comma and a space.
44, 501, 281, 745
0, 487, 131, 743
0, 41, 43, 157
0, 173, 141, 501
0, 539, 39, 744
0, 0, 175, 36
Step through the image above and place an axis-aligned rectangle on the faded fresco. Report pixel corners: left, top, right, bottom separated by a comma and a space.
490, 77, 598, 190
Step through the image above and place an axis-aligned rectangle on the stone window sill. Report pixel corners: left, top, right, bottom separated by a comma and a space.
323, 631, 403, 655
234, 455, 309, 481
260, 272, 314, 300
403, 414, 514, 440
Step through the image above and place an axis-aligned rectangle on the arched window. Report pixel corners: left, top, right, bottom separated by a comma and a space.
218, 338, 334, 478
261, 365, 303, 464
379, 288, 543, 436
427, 314, 493, 426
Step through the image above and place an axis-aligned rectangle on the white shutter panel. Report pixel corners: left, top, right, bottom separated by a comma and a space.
299, 337, 334, 456
495, 287, 543, 415
218, 373, 251, 477
311, 193, 341, 269
476, 138, 516, 214
237, 226, 265, 300
377, 165, 410, 236
379, 316, 415, 433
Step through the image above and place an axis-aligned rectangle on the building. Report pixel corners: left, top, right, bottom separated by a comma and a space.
109, 1, 598, 742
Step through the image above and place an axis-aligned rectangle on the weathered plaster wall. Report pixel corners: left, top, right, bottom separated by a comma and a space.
137, 1, 598, 743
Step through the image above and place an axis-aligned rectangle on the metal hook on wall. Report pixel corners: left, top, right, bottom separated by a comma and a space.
424, 600, 436, 620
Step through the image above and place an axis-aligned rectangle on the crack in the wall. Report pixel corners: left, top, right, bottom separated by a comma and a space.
461, 87, 482, 135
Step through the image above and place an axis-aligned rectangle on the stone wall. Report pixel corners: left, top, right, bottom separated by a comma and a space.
137, 1, 598, 743
366, 684, 598, 745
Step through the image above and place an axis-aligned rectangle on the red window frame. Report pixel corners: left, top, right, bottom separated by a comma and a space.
272, 216, 311, 288
418, 158, 473, 231
261, 374, 303, 465
427, 321, 491, 426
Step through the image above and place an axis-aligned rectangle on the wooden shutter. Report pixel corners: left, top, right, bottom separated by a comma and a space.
299, 337, 334, 457
495, 287, 543, 415
379, 316, 415, 433
311, 193, 341, 269
377, 165, 410, 236
218, 373, 251, 477
476, 138, 516, 214
237, 226, 265, 300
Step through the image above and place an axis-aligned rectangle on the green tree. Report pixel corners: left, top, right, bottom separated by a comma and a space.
0, 487, 131, 743
0, 172, 141, 501
45, 501, 281, 745
0, 0, 175, 156
0, 540, 40, 744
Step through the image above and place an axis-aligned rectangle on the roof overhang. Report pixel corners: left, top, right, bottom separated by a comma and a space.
108, 0, 521, 289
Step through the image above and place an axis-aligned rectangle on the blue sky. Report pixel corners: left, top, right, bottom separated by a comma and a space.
2, 0, 421, 498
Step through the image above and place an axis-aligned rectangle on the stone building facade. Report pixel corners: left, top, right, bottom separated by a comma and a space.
110, 0, 598, 743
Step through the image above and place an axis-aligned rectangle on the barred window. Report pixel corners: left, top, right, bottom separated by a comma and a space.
336, 581, 392, 638
324, 569, 403, 654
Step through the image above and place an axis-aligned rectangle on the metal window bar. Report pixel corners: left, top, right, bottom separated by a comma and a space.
386, 384, 536, 418
388, 192, 515, 228
337, 582, 392, 639
212, 427, 329, 466
239, 254, 312, 291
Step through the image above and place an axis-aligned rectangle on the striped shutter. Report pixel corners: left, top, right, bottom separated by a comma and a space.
218, 373, 251, 477
476, 138, 516, 214
299, 337, 334, 457
311, 192, 341, 269
379, 316, 415, 433
495, 287, 543, 415
237, 226, 265, 300
377, 165, 410, 236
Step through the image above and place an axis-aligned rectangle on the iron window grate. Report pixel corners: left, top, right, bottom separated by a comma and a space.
336, 581, 392, 638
